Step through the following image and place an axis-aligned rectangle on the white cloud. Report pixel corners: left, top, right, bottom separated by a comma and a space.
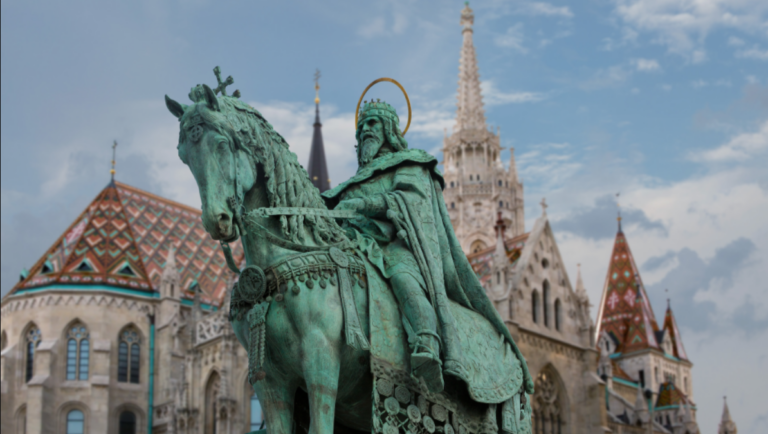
736, 45, 768, 61
581, 65, 632, 90
691, 79, 732, 89
692, 120, 768, 162
358, 17, 388, 39
480, 80, 547, 106
633, 58, 661, 71
728, 36, 746, 46
357, 12, 409, 39
611, 0, 768, 60
520, 2, 574, 18
495, 23, 527, 53
601, 27, 639, 51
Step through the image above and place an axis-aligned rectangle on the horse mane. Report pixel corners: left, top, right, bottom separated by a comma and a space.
192, 96, 347, 246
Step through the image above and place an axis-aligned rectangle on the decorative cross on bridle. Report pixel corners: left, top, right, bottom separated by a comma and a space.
213, 66, 240, 98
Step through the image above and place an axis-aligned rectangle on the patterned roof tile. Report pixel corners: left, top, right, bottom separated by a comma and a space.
9, 181, 242, 306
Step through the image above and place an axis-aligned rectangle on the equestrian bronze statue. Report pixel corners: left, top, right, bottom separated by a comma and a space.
165, 68, 533, 434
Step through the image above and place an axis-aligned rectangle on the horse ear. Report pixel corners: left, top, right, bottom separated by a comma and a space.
165, 95, 187, 119
202, 84, 220, 112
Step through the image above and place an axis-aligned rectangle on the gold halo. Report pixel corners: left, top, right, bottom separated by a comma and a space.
355, 77, 411, 136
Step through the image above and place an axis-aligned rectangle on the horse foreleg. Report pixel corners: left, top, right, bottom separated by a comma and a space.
301, 330, 341, 434
255, 375, 296, 434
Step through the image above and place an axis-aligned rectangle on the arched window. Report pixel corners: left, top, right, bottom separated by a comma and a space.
451, 202, 455, 209
450, 181, 454, 188
532, 290, 539, 324
499, 201, 503, 208
498, 180, 502, 186
16, 405, 27, 434
250, 393, 264, 431
119, 411, 136, 434
541, 258, 550, 269
66, 410, 85, 434
25, 326, 42, 382
66, 323, 89, 380
469, 175, 473, 181
554, 299, 562, 331
477, 174, 480, 181
543, 281, 551, 327
533, 370, 564, 434
118, 327, 141, 383
205, 372, 221, 434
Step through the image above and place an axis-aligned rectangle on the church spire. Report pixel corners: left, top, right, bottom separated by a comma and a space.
595, 226, 660, 349
307, 69, 331, 192
719, 396, 737, 434
455, 2, 487, 132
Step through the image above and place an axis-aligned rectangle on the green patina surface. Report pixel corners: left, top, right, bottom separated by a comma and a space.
165, 67, 533, 434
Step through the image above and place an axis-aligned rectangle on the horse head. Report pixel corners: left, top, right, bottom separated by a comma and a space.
165, 85, 257, 242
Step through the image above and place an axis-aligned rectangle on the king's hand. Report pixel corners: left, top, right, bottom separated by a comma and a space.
336, 198, 365, 212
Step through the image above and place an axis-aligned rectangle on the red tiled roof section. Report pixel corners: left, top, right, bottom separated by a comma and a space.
597, 229, 660, 354
10, 182, 243, 306
655, 381, 691, 408
611, 359, 635, 384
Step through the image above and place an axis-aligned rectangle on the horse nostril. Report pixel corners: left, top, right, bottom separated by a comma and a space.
218, 213, 231, 223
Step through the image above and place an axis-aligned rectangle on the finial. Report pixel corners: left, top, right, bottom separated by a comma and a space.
616, 192, 622, 232
540, 197, 548, 215
314, 69, 321, 105
111, 140, 118, 181
213, 66, 234, 96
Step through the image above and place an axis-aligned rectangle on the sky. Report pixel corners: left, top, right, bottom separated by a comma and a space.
2, 0, 767, 432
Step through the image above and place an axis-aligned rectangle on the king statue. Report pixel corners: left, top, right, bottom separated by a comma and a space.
322, 97, 528, 395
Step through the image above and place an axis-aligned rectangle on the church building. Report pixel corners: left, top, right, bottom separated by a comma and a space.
0, 4, 726, 434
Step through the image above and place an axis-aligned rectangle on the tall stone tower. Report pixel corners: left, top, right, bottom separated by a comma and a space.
443, 3, 524, 254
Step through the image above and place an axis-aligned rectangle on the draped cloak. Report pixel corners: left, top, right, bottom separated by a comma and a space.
323, 149, 533, 394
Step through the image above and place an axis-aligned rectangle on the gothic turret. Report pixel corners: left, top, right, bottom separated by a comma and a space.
718, 397, 737, 434
442, 3, 524, 254
307, 70, 331, 192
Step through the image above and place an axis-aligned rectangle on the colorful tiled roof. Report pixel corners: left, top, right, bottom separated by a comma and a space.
662, 304, 689, 361
9, 181, 242, 306
596, 224, 660, 353
611, 359, 636, 384
467, 233, 528, 286
655, 381, 692, 409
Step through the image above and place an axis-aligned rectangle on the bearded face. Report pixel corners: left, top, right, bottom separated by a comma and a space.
357, 117, 386, 166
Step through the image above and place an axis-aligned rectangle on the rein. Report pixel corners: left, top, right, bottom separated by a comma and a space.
219, 206, 359, 274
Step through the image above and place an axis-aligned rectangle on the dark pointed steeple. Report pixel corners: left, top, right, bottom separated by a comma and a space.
307, 69, 331, 192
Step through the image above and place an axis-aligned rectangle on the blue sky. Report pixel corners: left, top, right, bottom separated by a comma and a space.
2, 0, 767, 432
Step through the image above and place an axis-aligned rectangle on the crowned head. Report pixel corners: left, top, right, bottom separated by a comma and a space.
355, 99, 408, 166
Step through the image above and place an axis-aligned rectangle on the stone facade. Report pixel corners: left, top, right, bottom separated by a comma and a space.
0, 249, 261, 434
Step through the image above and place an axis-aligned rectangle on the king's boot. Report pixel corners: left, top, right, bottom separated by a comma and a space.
411, 331, 444, 393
